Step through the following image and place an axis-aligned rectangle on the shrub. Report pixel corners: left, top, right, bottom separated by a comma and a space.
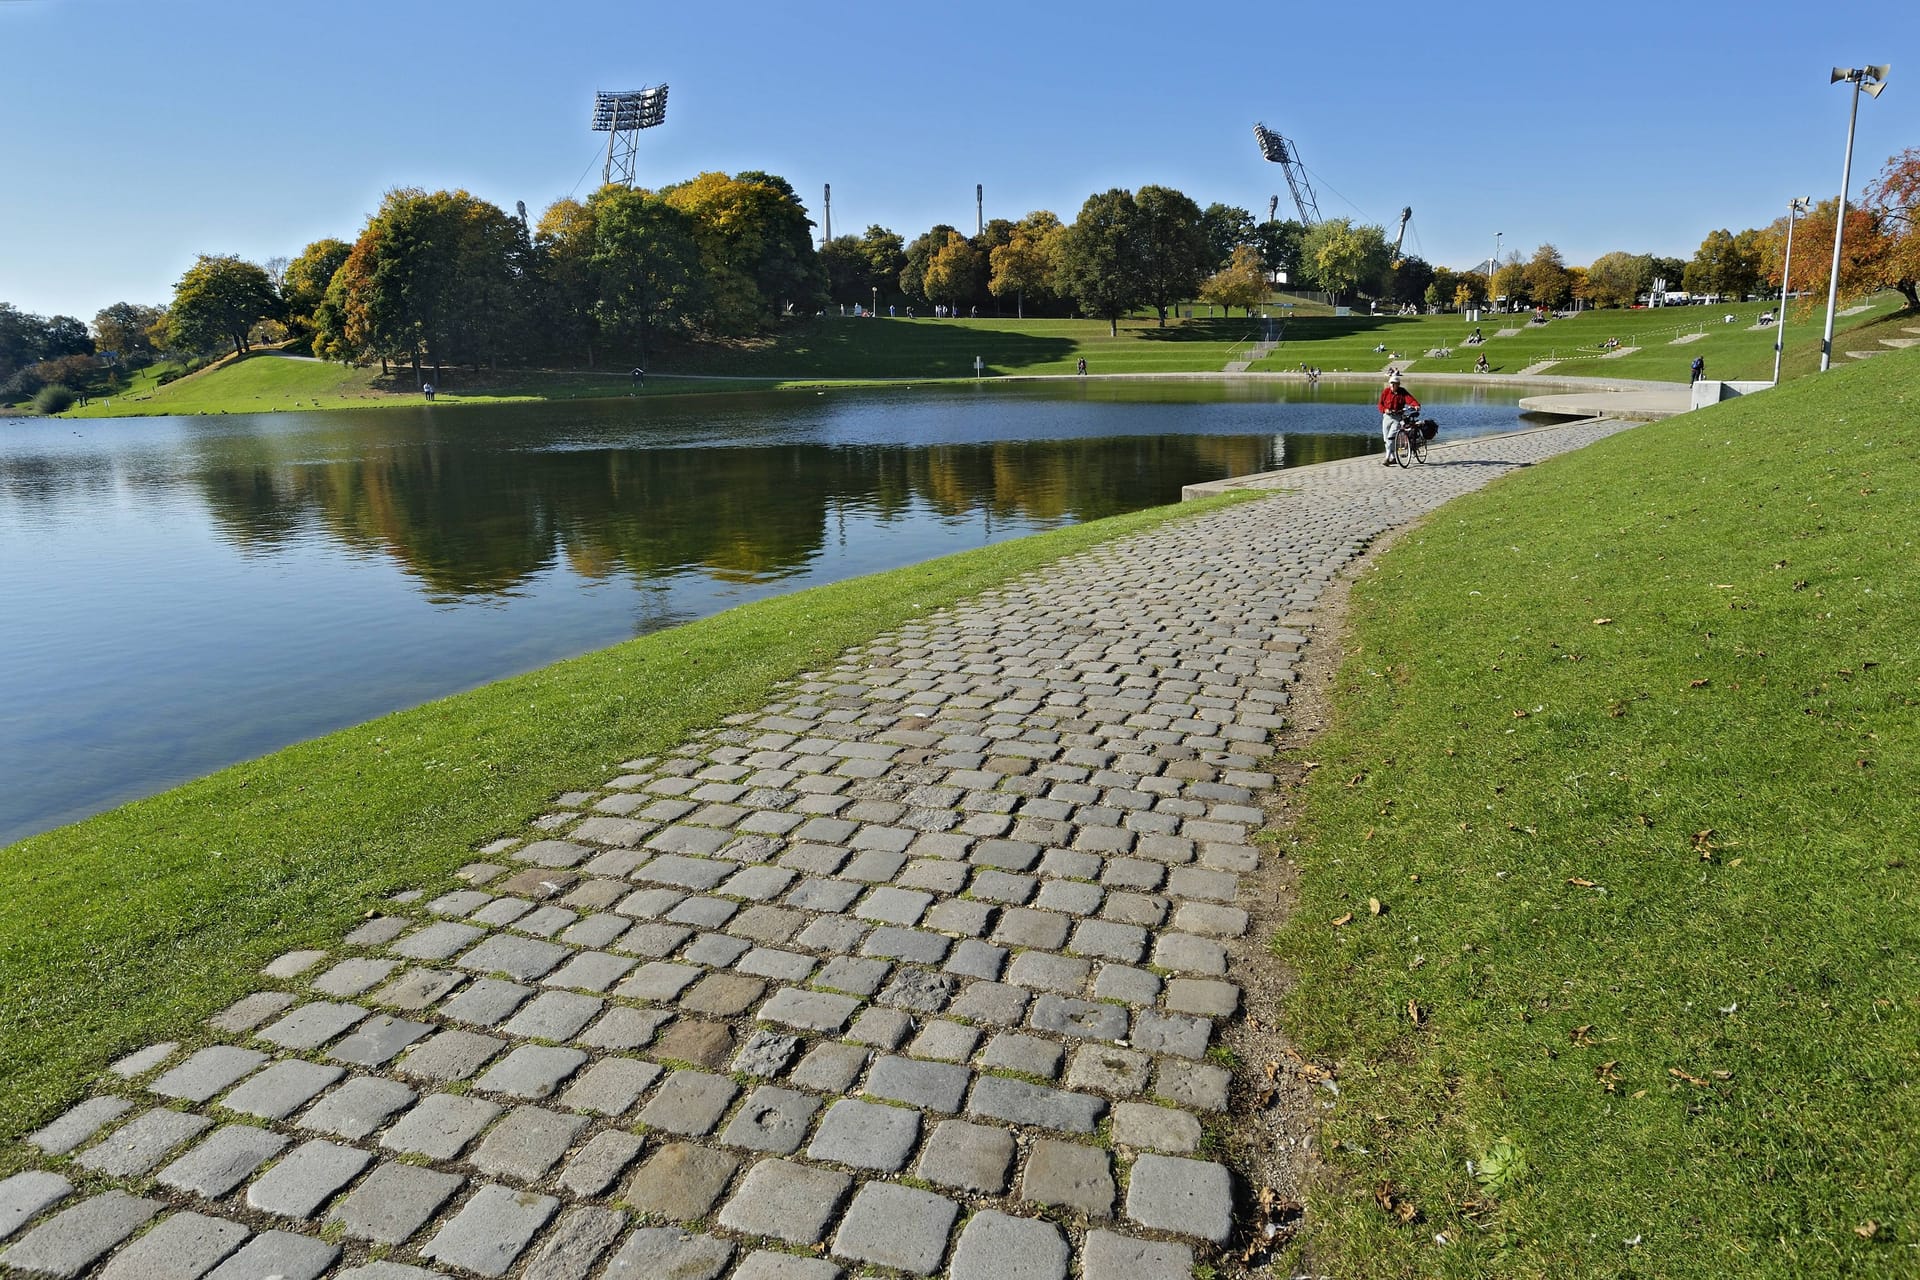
156, 369, 185, 386
33, 385, 77, 414
2, 366, 46, 402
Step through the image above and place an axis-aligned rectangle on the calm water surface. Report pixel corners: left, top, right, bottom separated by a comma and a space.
0, 381, 1529, 843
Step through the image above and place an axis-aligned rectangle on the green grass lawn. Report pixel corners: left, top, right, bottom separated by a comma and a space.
39, 296, 1911, 421
1274, 345, 1920, 1277
0, 491, 1251, 1165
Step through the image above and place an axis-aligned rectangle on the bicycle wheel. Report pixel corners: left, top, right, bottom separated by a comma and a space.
1394, 429, 1412, 467
1410, 430, 1429, 464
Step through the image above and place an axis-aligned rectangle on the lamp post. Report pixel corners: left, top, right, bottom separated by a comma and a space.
1819, 64, 1889, 372
1773, 196, 1811, 384
1493, 231, 1503, 312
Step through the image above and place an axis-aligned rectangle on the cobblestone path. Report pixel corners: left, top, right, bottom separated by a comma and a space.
3, 420, 1634, 1280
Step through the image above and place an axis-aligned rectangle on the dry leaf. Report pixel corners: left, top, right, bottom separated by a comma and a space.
1512, 709, 1530, 719
1593, 617, 1614, 625
1855, 1221, 1880, 1239
1570, 1025, 1595, 1047
1689, 678, 1711, 688
1669, 1066, 1710, 1087
1568, 877, 1600, 888
1597, 1061, 1621, 1093
1331, 912, 1354, 927
1407, 998, 1424, 1026
1368, 897, 1384, 916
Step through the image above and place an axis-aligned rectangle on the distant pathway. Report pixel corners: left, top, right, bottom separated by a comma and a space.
2, 418, 1636, 1280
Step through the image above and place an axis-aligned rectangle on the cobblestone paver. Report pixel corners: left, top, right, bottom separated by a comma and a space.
0, 422, 1630, 1277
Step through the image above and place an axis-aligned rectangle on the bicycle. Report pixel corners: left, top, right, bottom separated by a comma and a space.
1388, 409, 1429, 467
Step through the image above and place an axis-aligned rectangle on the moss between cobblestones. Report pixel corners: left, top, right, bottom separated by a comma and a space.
0, 492, 1258, 1158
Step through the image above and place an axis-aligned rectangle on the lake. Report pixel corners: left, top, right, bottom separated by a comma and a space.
0, 379, 1530, 843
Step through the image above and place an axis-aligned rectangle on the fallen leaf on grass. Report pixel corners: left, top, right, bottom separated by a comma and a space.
1689, 678, 1711, 688
1570, 1025, 1595, 1047
1568, 877, 1601, 888
1511, 709, 1530, 719
1331, 912, 1354, 927
1407, 999, 1424, 1026
1373, 1181, 1420, 1224
1597, 1061, 1621, 1093
1855, 1221, 1880, 1239
1669, 1067, 1711, 1087
1368, 897, 1384, 916
1593, 617, 1614, 625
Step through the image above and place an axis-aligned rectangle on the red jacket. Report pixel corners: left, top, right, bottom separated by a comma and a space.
1378, 385, 1420, 415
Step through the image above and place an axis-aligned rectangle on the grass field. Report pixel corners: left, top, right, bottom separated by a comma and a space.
0, 491, 1252, 1166
1274, 344, 1920, 1277
35, 295, 1912, 420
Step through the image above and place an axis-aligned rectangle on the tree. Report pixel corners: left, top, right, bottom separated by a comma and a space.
1863, 149, 1920, 308
1198, 203, 1256, 270
282, 238, 352, 334
1132, 185, 1209, 326
591, 186, 705, 361
1197, 244, 1267, 316
0, 304, 47, 382
167, 254, 279, 357
325, 189, 518, 376
923, 231, 982, 314
531, 197, 599, 364
1582, 251, 1653, 308
40, 314, 94, 359
91, 302, 164, 365
819, 234, 871, 305
1683, 229, 1759, 300
856, 226, 907, 306
1649, 255, 1687, 292
989, 211, 1064, 318
900, 224, 959, 308
1492, 255, 1526, 308
662, 170, 826, 331
1523, 243, 1572, 309
1300, 218, 1387, 301
1252, 220, 1306, 285
1764, 198, 1885, 309
1058, 189, 1143, 336
1383, 255, 1435, 307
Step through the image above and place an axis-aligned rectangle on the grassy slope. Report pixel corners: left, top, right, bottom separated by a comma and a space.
0, 492, 1250, 1160
1275, 347, 1919, 1277
39, 299, 1910, 420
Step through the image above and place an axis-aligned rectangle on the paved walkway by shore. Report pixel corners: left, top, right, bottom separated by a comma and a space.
1, 417, 1636, 1280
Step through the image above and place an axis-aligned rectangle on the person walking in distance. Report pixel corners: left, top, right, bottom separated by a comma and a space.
1377, 371, 1420, 466
1690, 355, 1705, 384
1076, 358, 1087, 376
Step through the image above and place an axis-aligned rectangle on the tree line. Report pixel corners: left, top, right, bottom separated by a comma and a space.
6, 149, 1915, 408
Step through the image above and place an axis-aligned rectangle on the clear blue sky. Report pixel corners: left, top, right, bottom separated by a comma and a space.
3, 0, 1916, 320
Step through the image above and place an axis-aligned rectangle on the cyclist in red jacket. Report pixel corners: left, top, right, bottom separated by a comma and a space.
1377, 371, 1420, 465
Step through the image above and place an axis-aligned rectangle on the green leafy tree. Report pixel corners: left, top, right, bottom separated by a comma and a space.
1384, 255, 1435, 306
591, 186, 705, 361
281, 239, 352, 336
1580, 252, 1651, 309
167, 254, 279, 357
662, 171, 826, 332
1132, 185, 1209, 326
91, 302, 164, 365
1523, 243, 1572, 309
923, 231, 982, 314
1198, 203, 1256, 270
856, 226, 907, 307
1058, 189, 1143, 336
988, 210, 1064, 318
819, 234, 870, 305
530, 196, 600, 364
1197, 244, 1268, 316
1300, 218, 1388, 302
900, 224, 959, 308
1683, 229, 1759, 299
1649, 255, 1687, 292
1863, 149, 1920, 308
1253, 219, 1306, 285
1492, 255, 1527, 308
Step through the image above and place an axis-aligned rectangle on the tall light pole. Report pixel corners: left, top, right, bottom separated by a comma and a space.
1492, 232, 1503, 312
1819, 64, 1889, 372
1773, 196, 1811, 384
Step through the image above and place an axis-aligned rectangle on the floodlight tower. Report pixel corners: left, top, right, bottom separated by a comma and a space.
592, 86, 670, 188
1252, 123, 1321, 225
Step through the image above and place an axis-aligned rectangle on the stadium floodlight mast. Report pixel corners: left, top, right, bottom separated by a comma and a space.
592, 86, 670, 188
1252, 123, 1321, 225
1818, 64, 1888, 372
1773, 196, 1811, 384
